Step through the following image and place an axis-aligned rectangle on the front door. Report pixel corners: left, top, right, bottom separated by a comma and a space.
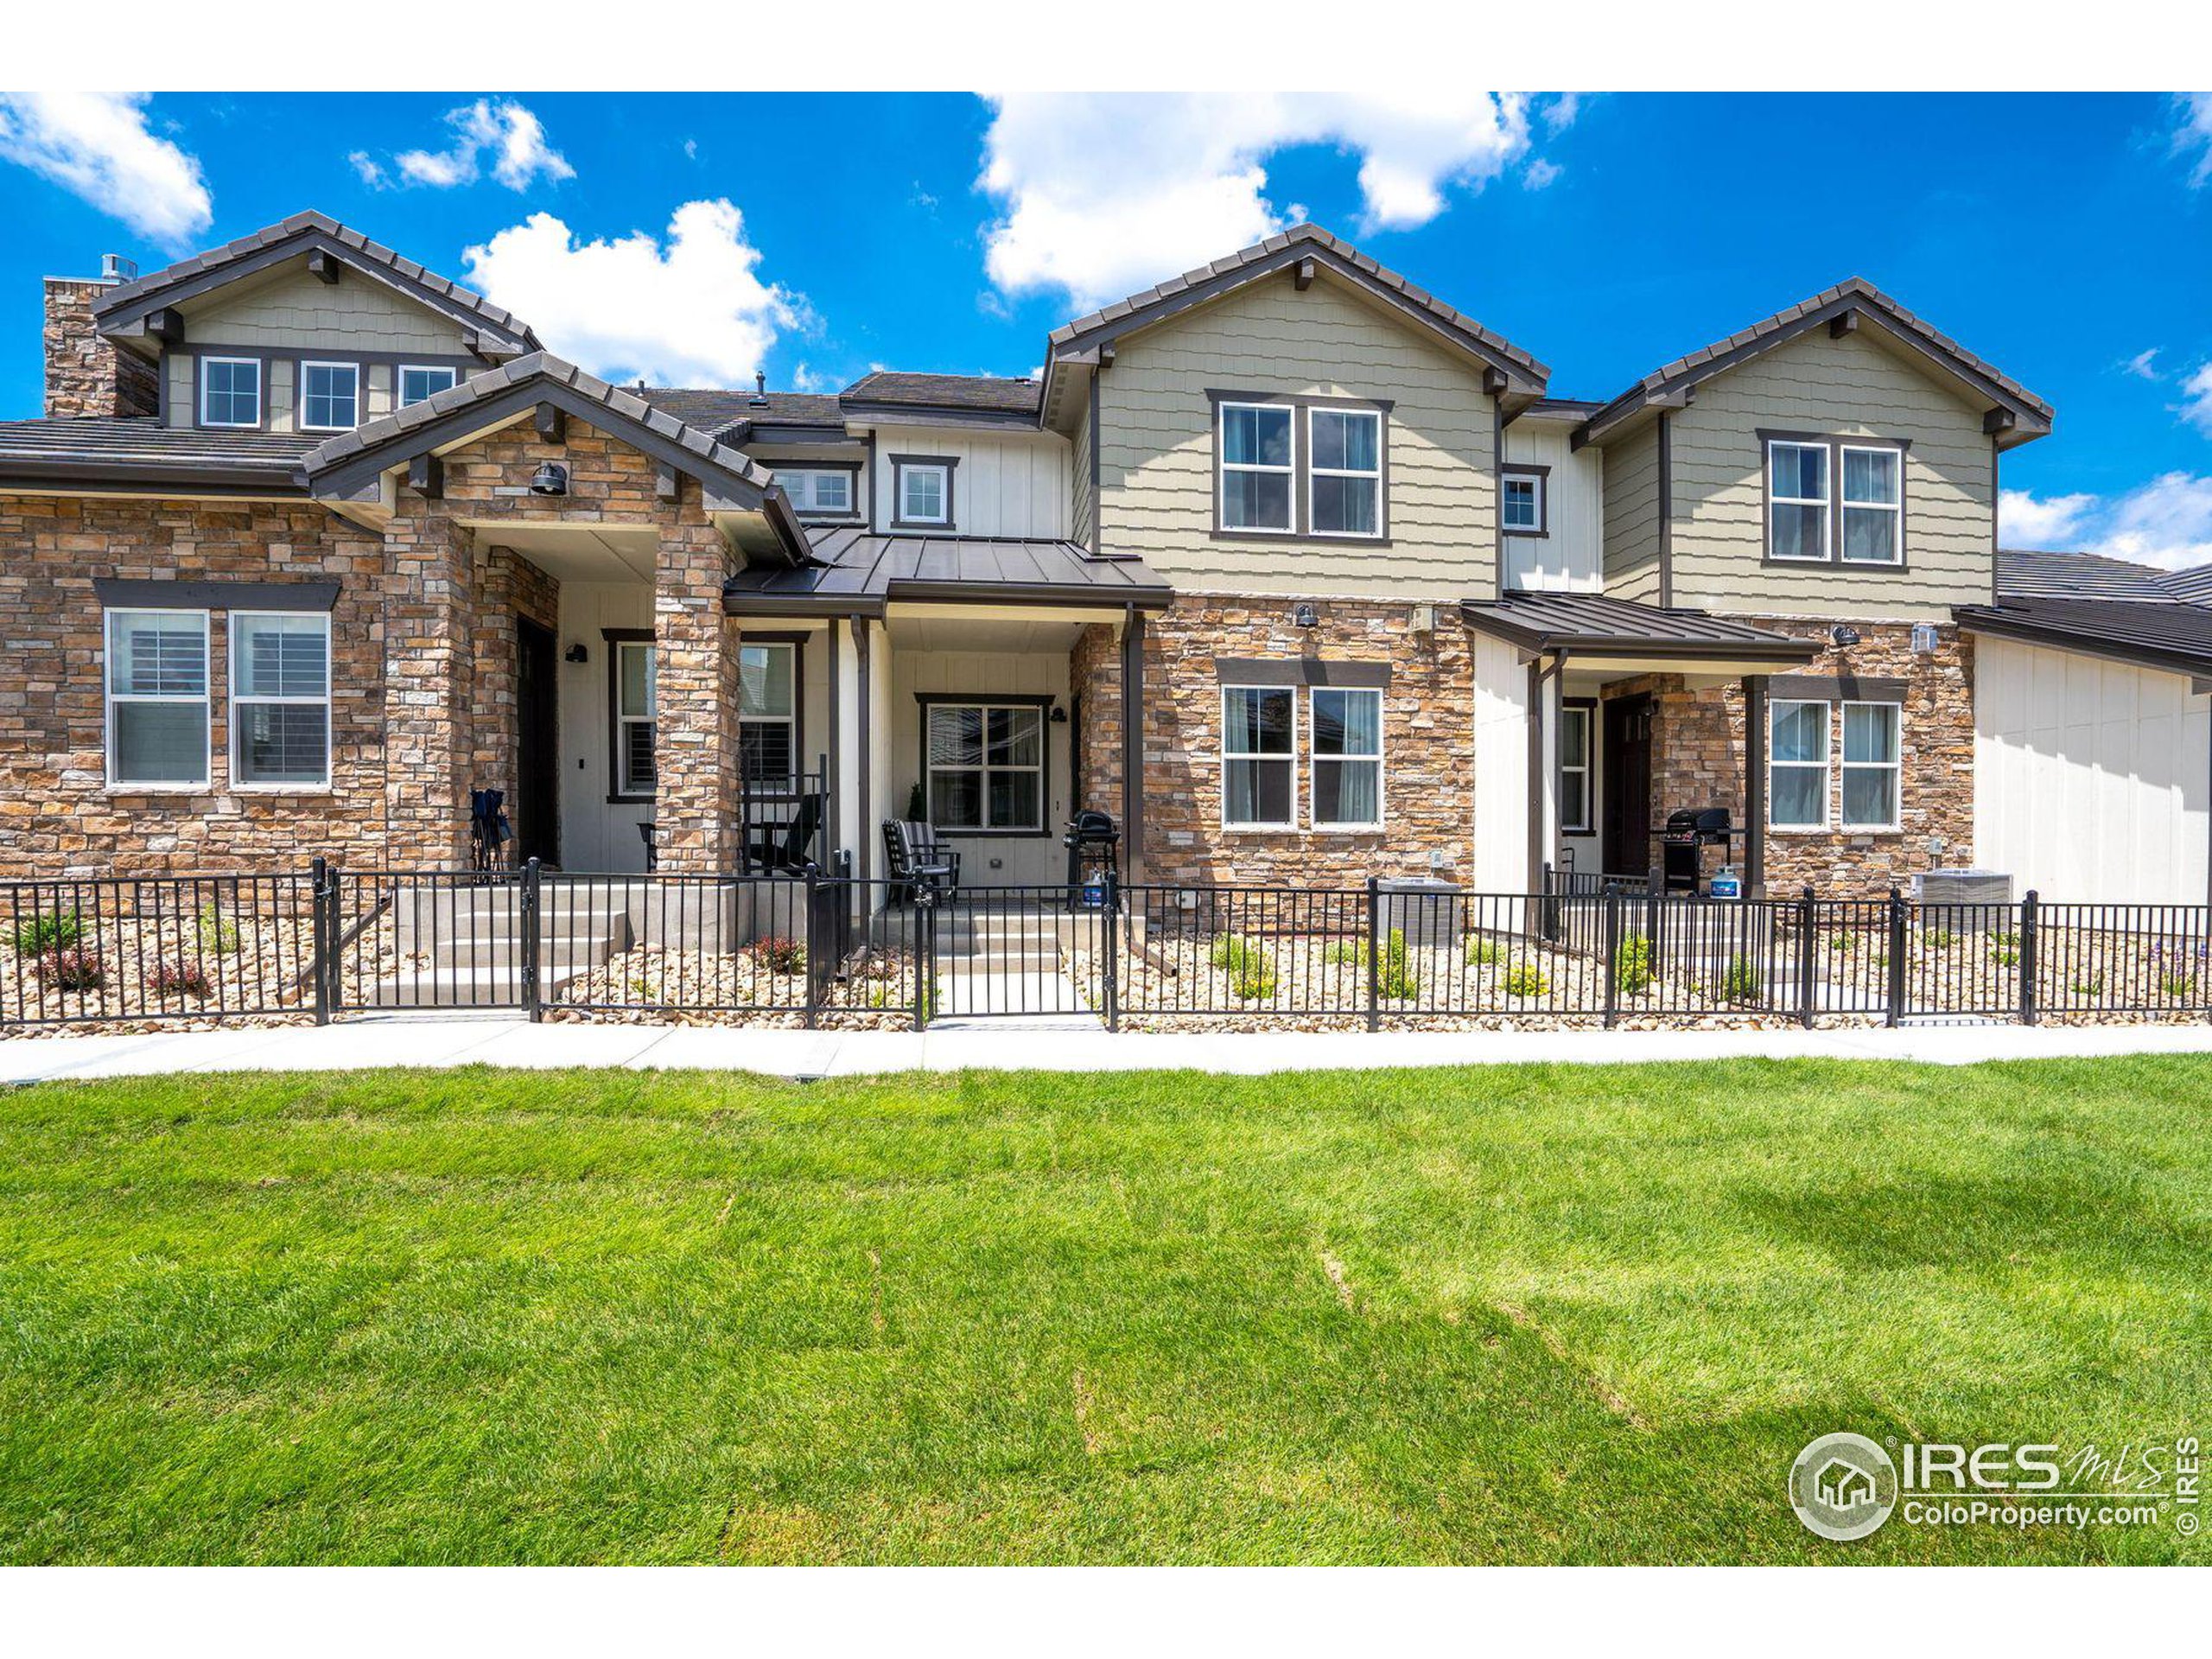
515, 615, 561, 867
1601, 694, 1653, 878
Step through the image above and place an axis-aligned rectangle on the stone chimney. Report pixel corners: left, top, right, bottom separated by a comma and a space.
44, 264, 160, 420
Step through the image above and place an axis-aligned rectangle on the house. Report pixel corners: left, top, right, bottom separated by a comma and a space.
0, 209, 2200, 906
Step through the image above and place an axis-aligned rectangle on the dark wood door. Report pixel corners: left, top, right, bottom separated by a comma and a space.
515, 616, 561, 868
1601, 695, 1654, 877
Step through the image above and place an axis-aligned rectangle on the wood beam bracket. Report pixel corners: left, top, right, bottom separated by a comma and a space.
1294, 257, 1316, 291
307, 249, 342, 285
654, 461, 681, 502
1482, 366, 1510, 397
1983, 407, 2018, 436
1829, 308, 1859, 338
534, 401, 566, 442
144, 308, 183, 344
406, 454, 442, 498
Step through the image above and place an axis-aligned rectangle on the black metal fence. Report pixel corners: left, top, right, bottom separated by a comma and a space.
3, 859, 2209, 1032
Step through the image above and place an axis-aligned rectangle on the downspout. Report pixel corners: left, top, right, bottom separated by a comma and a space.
824, 617, 841, 868
1656, 411, 1675, 608
1744, 674, 1768, 900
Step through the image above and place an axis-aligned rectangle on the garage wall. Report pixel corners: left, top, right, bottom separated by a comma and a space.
1974, 637, 2210, 906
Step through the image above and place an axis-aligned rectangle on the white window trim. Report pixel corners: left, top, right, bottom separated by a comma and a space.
1308, 685, 1384, 830
924, 702, 1046, 833
1767, 439, 1831, 563
896, 462, 951, 526
297, 360, 361, 433
1558, 703, 1593, 835
1838, 442, 1904, 567
1219, 683, 1299, 830
1503, 472, 1546, 534
1218, 401, 1297, 537
397, 364, 459, 408
783, 468, 857, 518
104, 607, 211, 791
1768, 697, 1832, 833
1839, 700, 1903, 832
737, 641, 798, 783
1306, 407, 1383, 541
613, 639, 657, 800
197, 356, 261, 429
227, 611, 333, 791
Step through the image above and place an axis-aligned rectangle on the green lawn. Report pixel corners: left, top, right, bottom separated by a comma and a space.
2, 1058, 2208, 1564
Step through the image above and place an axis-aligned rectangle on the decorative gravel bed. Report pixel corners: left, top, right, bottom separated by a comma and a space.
548, 942, 938, 1030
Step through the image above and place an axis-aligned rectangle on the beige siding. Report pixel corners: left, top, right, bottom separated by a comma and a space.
1601, 420, 1662, 603
870, 428, 1071, 539
189, 264, 474, 355
163, 353, 192, 428
1503, 416, 1603, 592
1669, 327, 1995, 620
1098, 273, 1497, 600
1071, 390, 1095, 550
887, 646, 1072, 884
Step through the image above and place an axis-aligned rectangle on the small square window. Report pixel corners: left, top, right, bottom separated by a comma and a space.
785, 468, 855, 517
1503, 472, 1545, 534
399, 365, 459, 407
894, 461, 952, 527
199, 358, 261, 428
299, 362, 359, 431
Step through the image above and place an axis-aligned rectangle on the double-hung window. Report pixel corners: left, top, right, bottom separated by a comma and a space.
1310, 687, 1382, 827
1221, 686, 1295, 827
398, 365, 458, 407
230, 613, 331, 787
1503, 470, 1546, 534
199, 357, 261, 428
612, 639, 657, 800
1768, 699, 1830, 830
299, 361, 359, 431
1558, 702, 1592, 834
783, 468, 855, 518
737, 642, 798, 785
1219, 403, 1294, 532
893, 460, 951, 527
105, 609, 209, 788
1308, 408, 1382, 537
1840, 445, 1902, 565
1840, 702, 1901, 830
1767, 440, 1830, 562
925, 702, 1044, 832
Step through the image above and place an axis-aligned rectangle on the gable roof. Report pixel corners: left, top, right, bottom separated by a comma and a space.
1996, 549, 2198, 603
1041, 222, 1548, 416
642, 388, 847, 437
1955, 594, 2212, 681
1573, 276, 2054, 451
840, 372, 1041, 421
299, 353, 809, 562
91, 210, 538, 359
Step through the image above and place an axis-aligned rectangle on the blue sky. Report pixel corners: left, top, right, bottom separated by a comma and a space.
3, 91, 2210, 562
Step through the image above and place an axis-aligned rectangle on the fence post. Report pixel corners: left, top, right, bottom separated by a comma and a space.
322, 863, 344, 1017
1103, 867, 1121, 1033
309, 856, 331, 1027
1797, 886, 1817, 1030
1365, 875, 1382, 1033
2019, 888, 2039, 1027
1541, 861, 1560, 944
915, 880, 937, 1033
1602, 882, 1622, 1029
1885, 885, 1906, 1028
522, 857, 543, 1022
803, 867, 820, 1031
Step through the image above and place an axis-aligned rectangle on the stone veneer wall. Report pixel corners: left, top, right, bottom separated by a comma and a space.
1609, 618, 1974, 894
0, 496, 387, 876
1070, 620, 1122, 823
1080, 594, 1478, 887
43, 280, 159, 420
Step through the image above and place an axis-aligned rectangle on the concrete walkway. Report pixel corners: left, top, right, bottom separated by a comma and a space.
7, 1014, 2212, 1083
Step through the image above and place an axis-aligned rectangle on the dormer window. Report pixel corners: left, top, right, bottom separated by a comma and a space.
1503, 467, 1548, 536
783, 467, 857, 518
891, 457, 955, 530
199, 357, 261, 428
299, 362, 360, 432
399, 365, 459, 407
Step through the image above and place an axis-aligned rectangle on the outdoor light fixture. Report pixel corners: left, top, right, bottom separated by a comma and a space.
564, 642, 588, 664
1048, 704, 1069, 725
1911, 622, 1940, 655
1829, 624, 1861, 647
1293, 602, 1319, 628
530, 461, 569, 496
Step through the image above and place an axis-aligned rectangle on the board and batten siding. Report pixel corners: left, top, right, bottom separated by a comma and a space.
869, 429, 1071, 540
887, 646, 1072, 885
1667, 327, 1994, 621
1599, 420, 1662, 603
1502, 417, 1603, 592
1974, 638, 2211, 907
1097, 273, 1497, 600
1471, 633, 1535, 893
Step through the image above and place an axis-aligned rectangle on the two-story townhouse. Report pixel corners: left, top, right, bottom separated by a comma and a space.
3, 211, 2204, 913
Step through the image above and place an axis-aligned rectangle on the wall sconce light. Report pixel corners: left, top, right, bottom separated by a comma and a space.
1829, 624, 1861, 648
1293, 602, 1319, 629
530, 461, 569, 496
1048, 704, 1069, 725
564, 642, 589, 664
1910, 622, 1940, 655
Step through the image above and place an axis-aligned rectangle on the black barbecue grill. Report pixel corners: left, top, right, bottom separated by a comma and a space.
1064, 810, 1120, 906
1661, 806, 1733, 894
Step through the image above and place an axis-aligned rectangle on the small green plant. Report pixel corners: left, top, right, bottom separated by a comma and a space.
1826, 932, 1856, 954
1325, 938, 1368, 968
1210, 934, 1263, 974
1502, 960, 1549, 997
195, 904, 240, 956
754, 935, 805, 974
1228, 945, 1278, 1000
1923, 927, 1957, 952
1614, 932, 1654, 997
150, 960, 212, 999
1992, 946, 2019, 968
1465, 935, 1503, 967
1377, 928, 1418, 1001
2163, 971, 2196, 999
10, 908, 81, 955
2071, 971, 2106, 997
1993, 930, 2019, 948
627, 974, 658, 1000
1719, 954, 1762, 1004
35, 947, 105, 992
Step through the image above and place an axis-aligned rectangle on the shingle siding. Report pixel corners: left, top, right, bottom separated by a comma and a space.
1601, 421, 1662, 603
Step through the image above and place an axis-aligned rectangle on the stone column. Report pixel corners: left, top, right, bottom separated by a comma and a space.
380, 505, 474, 867
652, 507, 740, 872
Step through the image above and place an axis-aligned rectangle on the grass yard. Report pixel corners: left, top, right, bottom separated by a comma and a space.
2, 1058, 2208, 1565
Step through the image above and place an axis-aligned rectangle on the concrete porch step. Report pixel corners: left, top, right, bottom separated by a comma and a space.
430, 933, 623, 969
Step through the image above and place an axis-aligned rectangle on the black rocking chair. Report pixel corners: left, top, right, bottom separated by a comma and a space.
749, 794, 826, 874
469, 789, 512, 873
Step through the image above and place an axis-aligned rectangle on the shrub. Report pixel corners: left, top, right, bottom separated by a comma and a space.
1923, 927, 1957, 952
35, 947, 105, 991
195, 904, 241, 956
1719, 954, 1762, 1004
1992, 946, 2019, 968
10, 908, 81, 955
1614, 932, 1655, 997
2071, 972, 2106, 998
1826, 931, 1856, 954
1502, 960, 1549, 998
1230, 956, 1278, 1001
1210, 934, 1263, 974
151, 960, 213, 998
753, 935, 805, 974
2162, 971, 2196, 1000
1465, 935, 1503, 966
1325, 938, 1368, 968
1993, 930, 2019, 949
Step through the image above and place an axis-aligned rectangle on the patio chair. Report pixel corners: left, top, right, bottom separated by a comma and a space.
881, 819, 959, 904
750, 794, 826, 874
637, 821, 658, 874
469, 789, 512, 873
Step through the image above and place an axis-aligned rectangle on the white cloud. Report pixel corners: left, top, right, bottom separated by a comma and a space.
1523, 157, 1563, 190
462, 200, 803, 386
2173, 92, 2212, 188
977, 92, 1567, 311
2122, 346, 2164, 380
347, 150, 385, 188
2003, 475, 2212, 570
2176, 362, 2212, 435
788, 363, 840, 393
389, 99, 574, 192
0, 92, 212, 248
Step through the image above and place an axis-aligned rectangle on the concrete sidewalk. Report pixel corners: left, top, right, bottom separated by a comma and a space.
6, 1014, 2212, 1083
